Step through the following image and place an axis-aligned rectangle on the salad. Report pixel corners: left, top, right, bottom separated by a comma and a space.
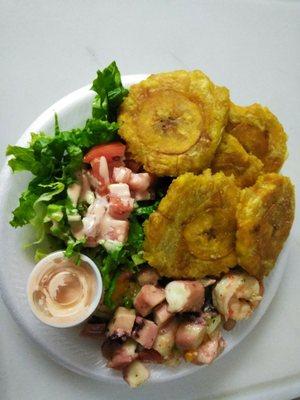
6, 62, 161, 308
7, 62, 295, 388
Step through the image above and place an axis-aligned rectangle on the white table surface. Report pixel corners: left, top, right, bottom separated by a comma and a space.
1, 1, 300, 399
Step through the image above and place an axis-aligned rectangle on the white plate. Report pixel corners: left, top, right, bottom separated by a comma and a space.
0, 75, 289, 384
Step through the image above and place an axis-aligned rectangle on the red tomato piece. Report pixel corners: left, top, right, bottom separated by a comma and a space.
90, 157, 125, 190
109, 195, 134, 219
83, 142, 126, 163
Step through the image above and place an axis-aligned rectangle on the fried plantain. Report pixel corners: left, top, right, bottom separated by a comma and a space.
211, 133, 263, 188
236, 173, 295, 278
226, 103, 287, 173
143, 170, 240, 278
118, 71, 229, 176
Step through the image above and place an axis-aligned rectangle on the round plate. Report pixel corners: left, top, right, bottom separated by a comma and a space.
0, 75, 289, 383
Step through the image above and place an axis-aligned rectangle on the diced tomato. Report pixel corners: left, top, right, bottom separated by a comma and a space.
90, 160, 118, 193
83, 142, 126, 163
109, 195, 134, 219
91, 157, 125, 183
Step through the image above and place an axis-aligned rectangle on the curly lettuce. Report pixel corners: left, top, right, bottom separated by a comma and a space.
7, 61, 128, 258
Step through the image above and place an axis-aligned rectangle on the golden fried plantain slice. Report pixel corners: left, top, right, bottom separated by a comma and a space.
143, 170, 240, 278
226, 103, 287, 173
236, 173, 295, 278
118, 70, 229, 176
211, 133, 263, 188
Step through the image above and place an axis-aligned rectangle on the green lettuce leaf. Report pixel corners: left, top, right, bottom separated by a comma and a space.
104, 270, 121, 309
132, 202, 160, 217
91, 61, 128, 122
10, 190, 39, 227
6, 145, 41, 174
65, 237, 86, 261
44, 204, 64, 223
29, 182, 65, 245
127, 214, 144, 253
